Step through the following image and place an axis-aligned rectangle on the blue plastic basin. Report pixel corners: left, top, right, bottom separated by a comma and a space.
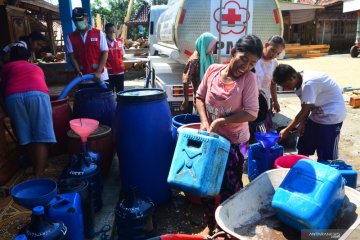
255, 132, 280, 149
11, 178, 57, 209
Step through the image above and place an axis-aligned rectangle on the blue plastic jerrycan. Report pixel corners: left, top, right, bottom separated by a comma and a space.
319, 160, 358, 189
168, 128, 231, 197
248, 143, 283, 181
272, 159, 345, 230
46, 193, 84, 240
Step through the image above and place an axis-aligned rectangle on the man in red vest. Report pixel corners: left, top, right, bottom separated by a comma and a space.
66, 7, 108, 87
105, 23, 125, 93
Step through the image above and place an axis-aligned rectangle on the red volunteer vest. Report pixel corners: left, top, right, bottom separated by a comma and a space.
69, 28, 102, 74
106, 38, 125, 74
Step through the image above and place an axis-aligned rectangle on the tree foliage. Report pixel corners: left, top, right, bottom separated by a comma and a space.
91, 0, 161, 39
152, 0, 168, 5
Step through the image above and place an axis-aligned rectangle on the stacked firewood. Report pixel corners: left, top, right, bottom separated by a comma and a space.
39, 52, 66, 63
123, 38, 149, 49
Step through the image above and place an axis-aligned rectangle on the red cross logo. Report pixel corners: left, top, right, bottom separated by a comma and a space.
213, 1, 250, 35
222, 8, 241, 25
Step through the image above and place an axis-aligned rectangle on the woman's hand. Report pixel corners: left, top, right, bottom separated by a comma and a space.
200, 121, 210, 132
209, 118, 225, 133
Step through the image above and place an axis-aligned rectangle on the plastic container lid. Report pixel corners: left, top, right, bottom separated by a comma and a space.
117, 89, 167, 103
33, 206, 45, 215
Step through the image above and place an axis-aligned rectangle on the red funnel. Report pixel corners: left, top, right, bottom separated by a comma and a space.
69, 118, 99, 143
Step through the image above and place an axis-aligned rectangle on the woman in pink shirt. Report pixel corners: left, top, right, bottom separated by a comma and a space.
1, 45, 56, 178
196, 35, 262, 235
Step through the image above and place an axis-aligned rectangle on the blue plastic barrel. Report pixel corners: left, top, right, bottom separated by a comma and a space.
116, 89, 174, 205
171, 114, 200, 140
73, 88, 116, 127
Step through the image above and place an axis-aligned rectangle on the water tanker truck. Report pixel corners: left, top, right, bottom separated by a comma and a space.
147, 0, 283, 114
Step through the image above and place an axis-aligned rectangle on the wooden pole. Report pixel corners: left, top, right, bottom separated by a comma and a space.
321, 20, 326, 44
47, 13, 56, 55
121, 0, 134, 41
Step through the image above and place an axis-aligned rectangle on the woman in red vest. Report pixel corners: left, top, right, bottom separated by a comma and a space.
66, 7, 109, 87
105, 23, 125, 93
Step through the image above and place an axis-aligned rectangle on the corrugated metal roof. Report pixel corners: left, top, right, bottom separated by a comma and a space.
279, 2, 324, 11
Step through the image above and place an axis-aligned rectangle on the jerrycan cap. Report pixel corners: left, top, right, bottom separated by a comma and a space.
33, 206, 45, 215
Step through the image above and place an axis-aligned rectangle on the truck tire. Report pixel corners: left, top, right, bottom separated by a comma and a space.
350, 45, 359, 58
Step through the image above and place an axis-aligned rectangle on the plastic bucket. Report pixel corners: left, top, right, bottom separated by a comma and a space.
73, 88, 116, 127
116, 89, 174, 205
274, 155, 310, 168
50, 95, 72, 156
171, 114, 200, 140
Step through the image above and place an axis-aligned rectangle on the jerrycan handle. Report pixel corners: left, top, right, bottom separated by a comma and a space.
328, 160, 351, 170
198, 130, 219, 138
50, 195, 71, 209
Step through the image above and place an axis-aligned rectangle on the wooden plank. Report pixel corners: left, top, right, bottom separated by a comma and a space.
301, 53, 327, 58
285, 43, 301, 47
285, 46, 330, 52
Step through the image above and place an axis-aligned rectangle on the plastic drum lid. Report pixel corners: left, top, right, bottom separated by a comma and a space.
116, 88, 167, 103
67, 125, 111, 139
